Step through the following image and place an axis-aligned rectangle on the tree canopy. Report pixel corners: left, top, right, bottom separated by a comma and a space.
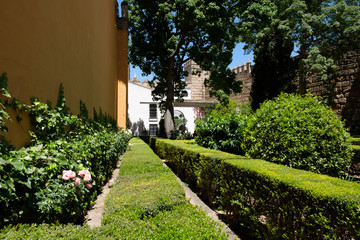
236, 0, 360, 104
128, 0, 240, 137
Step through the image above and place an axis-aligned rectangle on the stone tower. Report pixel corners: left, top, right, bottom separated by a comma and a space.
184, 60, 209, 100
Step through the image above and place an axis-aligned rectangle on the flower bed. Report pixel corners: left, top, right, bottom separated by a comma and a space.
0, 80, 131, 227
0, 128, 131, 227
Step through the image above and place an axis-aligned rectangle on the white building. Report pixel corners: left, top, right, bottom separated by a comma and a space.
128, 62, 217, 137
128, 80, 161, 136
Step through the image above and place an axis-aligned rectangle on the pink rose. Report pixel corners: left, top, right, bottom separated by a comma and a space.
79, 169, 90, 177
69, 171, 76, 179
78, 169, 87, 177
74, 177, 81, 186
62, 170, 71, 180
84, 173, 91, 182
45, 183, 49, 187
85, 183, 92, 189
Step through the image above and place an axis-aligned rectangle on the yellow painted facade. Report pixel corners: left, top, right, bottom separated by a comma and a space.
0, 0, 128, 148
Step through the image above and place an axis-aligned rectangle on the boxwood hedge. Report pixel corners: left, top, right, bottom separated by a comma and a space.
151, 137, 360, 239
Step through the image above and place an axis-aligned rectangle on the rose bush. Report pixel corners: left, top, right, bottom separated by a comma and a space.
0, 84, 131, 227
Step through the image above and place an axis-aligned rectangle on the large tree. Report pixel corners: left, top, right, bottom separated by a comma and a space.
250, 28, 298, 110
128, 0, 241, 138
236, 0, 360, 99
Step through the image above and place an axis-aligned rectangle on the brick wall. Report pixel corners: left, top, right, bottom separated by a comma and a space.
308, 52, 360, 133
184, 60, 209, 100
229, 61, 253, 104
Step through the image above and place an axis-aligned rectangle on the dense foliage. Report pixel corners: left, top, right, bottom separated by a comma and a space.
151, 138, 360, 239
195, 100, 251, 154
0, 81, 131, 227
0, 73, 14, 154
243, 93, 353, 177
250, 32, 297, 110
237, 0, 360, 96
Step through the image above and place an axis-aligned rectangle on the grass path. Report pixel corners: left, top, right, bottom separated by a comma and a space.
0, 138, 227, 239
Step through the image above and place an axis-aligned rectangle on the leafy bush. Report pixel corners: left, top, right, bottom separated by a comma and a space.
0, 129, 130, 226
242, 93, 353, 177
170, 130, 193, 140
195, 100, 251, 154
0, 73, 14, 154
0, 82, 131, 227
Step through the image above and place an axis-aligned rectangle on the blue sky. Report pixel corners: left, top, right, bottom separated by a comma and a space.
129, 42, 254, 82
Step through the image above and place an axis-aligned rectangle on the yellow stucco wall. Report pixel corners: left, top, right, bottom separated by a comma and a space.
117, 29, 129, 130
0, 0, 128, 148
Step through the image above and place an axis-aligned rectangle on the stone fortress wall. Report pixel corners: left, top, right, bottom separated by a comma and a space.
307, 52, 360, 133
183, 60, 253, 103
229, 61, 253, 104
184, 53, 360, 133
184, 60, 253, 103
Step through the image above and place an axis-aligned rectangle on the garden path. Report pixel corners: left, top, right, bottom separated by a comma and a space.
85, 147, 239, 239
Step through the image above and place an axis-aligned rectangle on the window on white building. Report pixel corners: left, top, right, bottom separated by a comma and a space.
181, 91, 188, 97
149, 104, 157, 119
149, 124, 158, 136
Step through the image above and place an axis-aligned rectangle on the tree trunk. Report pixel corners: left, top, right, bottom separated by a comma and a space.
164, 57, 175, 138
298, 43, 307, 96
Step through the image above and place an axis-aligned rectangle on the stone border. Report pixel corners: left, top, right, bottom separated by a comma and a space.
85, 158, 122, 228
162, 160, 240, 240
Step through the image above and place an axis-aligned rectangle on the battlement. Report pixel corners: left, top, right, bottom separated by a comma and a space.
231, 60, 252, 75
128, 74, 153, 89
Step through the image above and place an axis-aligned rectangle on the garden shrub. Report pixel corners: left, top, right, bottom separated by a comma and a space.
0, 81, 131, 227
195, 100, 251, 154
0, 121, 130, 227
243, 93, 353, 177
220, 159, 360, 239
151, 137, 360, 239
0, 73, 14, 154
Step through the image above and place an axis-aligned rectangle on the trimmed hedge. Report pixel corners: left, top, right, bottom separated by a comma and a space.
151, 137, 360, 239
350, 137, 360, 173
351, 137, 360, 146
0, 138, 228, 239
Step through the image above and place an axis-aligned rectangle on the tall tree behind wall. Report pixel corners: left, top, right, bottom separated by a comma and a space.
128, 0, 240, 138
237, 0, 360, 104
251, 30, 298, 110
